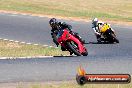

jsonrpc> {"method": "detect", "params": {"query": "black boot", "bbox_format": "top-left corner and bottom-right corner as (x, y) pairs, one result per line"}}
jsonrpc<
(70, 52), (73, 55)
(96, 34), (101, 43)
(61, 46), (66, 51)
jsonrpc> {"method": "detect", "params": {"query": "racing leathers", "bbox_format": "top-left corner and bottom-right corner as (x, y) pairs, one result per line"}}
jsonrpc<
(92, 21), (105, 42)
(51, 22), (84, 49)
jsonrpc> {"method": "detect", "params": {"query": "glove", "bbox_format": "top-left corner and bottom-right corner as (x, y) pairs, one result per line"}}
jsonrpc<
(68, 25), (72, 31)
(69, 31), (76, 35)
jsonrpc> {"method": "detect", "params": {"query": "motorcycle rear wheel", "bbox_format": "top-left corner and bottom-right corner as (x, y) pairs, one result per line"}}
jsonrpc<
(111, 33), (119, 43)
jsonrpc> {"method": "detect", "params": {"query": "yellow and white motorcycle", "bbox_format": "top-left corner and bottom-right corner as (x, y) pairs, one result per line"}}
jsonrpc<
(99, 23), (119, 43)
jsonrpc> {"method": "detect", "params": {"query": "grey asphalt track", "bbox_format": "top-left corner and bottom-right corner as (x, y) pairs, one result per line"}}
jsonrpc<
(0, 13), (132, 83)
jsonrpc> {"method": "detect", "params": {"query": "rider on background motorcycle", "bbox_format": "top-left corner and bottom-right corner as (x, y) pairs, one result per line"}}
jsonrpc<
(49, 18), (85, 50)
(92, 18), (115, 42)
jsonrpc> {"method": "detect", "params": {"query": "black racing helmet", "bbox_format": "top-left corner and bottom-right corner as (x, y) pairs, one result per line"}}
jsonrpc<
(49, 18), (58, 28)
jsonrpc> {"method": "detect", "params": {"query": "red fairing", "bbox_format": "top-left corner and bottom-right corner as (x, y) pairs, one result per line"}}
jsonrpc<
(58, 29), (69, 42)
(57, 29), (86, 54)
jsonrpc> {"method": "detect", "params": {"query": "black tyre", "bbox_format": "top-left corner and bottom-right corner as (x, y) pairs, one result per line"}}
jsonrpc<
(67, 42), (81, 56)
(82, 48), (88, 56)
(114, 38), (119, 43)
(111, 33), (119, 43)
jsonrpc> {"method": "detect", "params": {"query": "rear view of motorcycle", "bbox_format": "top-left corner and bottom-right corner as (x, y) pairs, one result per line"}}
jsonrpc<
(99, 23), (119, 43)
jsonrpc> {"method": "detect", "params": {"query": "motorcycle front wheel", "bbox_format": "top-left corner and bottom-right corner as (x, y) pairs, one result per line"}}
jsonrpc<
(82, 48), (88, 56)
(67, 41), (82, 56)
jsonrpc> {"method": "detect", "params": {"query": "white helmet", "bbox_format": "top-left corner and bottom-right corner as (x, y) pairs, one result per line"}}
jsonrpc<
(92, 18), (98, 26)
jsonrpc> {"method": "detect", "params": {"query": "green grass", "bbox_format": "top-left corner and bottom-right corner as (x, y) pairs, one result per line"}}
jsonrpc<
(0, 0), (132, 21)
(0, 40), (69, 57)
(16, 81), (132, 88)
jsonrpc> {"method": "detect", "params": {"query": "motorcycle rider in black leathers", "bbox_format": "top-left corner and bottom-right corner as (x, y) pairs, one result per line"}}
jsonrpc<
(49, 18), (85, 51)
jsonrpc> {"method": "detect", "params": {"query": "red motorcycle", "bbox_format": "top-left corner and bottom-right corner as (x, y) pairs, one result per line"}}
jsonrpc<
(56, 28), (88, 56)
